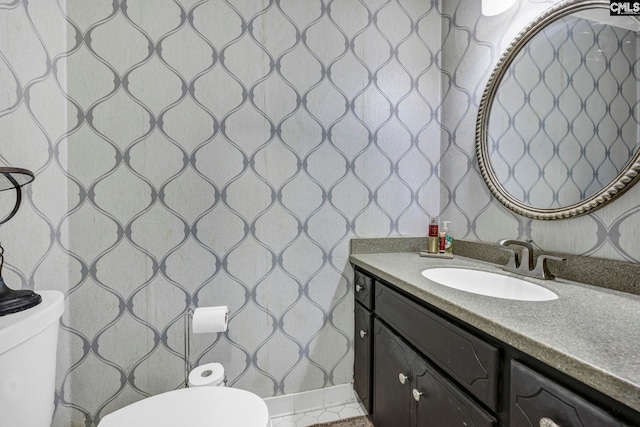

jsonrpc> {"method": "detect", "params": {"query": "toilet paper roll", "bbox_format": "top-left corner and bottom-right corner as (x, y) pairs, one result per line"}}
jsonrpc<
(188, 363), (225, 387)
(192, 306), (228, 334)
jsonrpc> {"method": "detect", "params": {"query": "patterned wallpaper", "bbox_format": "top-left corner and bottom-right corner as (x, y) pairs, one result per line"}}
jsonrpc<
(440, 0), (640, 263)
(2, 1), (640, 426)
(0, 0), (441, 426)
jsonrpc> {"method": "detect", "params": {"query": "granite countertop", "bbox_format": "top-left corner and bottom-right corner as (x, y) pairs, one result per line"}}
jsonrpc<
(349, 250), (640, 413)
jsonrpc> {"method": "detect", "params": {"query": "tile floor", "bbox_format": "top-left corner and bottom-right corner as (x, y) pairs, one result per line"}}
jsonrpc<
(271, 401), (368, 427)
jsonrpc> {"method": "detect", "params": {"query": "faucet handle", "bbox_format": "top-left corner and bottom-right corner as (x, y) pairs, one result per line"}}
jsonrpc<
(498, 247), (519, 269)
(532, 255), (566, 280)
(498, 239), (534, 270)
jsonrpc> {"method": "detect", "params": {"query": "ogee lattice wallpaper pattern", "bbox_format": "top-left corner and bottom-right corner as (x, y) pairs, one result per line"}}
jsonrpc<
(0, 0), (443, 425)
(4, 1), (640, 426)
(491, 15), (639, 208)
(440, 0), (640, 262)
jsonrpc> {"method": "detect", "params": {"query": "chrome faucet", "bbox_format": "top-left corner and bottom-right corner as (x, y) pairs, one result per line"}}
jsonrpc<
(498, 239), (534, 271)
(498, 239), (565, 280)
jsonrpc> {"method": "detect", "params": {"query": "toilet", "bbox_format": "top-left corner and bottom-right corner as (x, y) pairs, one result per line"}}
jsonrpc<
(100, 305), (271, 427)
(0, 290), (65, 427)
(99, 362), (271, 427)
(99, 386), (271, 427)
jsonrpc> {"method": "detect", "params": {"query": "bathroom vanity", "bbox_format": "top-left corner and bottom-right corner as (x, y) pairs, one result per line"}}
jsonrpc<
(350, 4), (640, 423)
(351, 1), (640, 424)
(350, 245), (640, 427)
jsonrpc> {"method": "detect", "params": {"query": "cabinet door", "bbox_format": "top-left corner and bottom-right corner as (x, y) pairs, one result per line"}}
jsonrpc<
(373, 319), (413, 427)
(373, 319), (496, 427)
(413, 362), (496, 427)
(354, 303), (373, 413)
(510, 361), (630, 427)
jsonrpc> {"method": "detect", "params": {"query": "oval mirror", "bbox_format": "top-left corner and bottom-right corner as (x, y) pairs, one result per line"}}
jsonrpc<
(477, 0), (640, 219)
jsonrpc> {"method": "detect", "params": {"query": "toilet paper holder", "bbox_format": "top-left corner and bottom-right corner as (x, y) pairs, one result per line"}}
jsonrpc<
(183, 307), (231, 387)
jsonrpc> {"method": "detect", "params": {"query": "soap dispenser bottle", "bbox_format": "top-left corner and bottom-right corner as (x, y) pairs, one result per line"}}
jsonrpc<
(440, 221), (453, 254)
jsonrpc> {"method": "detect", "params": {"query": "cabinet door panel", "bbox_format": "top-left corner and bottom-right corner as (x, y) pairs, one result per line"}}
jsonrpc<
(373, 319), (413, 427)
(373, 319), (496, 427)
(510, 361), (629, 427)
(414, 362), (496, 427)
(354, 303), (373, 413)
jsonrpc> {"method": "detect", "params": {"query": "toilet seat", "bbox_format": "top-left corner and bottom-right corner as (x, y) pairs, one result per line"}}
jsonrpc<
(99, 387), (271, 427)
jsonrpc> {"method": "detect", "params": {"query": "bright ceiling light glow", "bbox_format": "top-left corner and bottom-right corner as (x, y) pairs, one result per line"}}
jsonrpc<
(482, 0), (517, 16)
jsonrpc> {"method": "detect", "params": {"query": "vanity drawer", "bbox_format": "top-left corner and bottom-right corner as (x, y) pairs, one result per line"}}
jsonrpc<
(354, 303), (373, 413)
(354, 269), (374, 310)
(510, 361), (630, 427)
(376, 282), (500, 411)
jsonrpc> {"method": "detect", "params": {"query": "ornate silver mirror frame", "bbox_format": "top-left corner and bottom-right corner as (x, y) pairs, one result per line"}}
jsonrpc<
(476, 0), (640, 220)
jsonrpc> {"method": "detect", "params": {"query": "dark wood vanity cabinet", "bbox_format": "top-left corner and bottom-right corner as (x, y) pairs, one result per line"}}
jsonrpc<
(375, 280), (499, 411)
(354, 301), (373, 413)
(353, 266), (639, 427)
(354, 269), (374, 309)
(354, 270), (374, 413)
(372, 319), (413, 427)
(373, 318), (496, 427)
(510, 361), (630, 427)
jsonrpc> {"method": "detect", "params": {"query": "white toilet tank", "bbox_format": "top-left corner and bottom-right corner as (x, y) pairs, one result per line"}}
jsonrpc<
(0, 290), (65, 427)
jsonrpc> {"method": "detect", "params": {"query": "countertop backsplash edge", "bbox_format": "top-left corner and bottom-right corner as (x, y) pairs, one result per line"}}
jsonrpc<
(351, 237), (640, 296)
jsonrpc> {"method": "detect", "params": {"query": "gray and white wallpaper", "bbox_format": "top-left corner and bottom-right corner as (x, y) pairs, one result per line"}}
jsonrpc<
(440, 0), (640, 262)
(490, 14), (639, 208)
(1, 1), (639, 426)
(0, 0), (441, 426)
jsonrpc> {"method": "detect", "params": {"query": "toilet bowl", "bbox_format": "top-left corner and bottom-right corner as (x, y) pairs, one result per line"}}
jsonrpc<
(99, 386), (271, 427)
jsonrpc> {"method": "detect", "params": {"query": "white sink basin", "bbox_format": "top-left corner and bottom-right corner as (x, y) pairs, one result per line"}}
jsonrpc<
(421, 267), (558, 301)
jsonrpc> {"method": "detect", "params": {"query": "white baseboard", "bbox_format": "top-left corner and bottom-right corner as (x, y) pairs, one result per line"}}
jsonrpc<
(264, 383), (357, 418)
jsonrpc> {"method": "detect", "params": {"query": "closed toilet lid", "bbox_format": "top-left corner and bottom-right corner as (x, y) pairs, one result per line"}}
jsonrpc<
(99, 387), (270, 427)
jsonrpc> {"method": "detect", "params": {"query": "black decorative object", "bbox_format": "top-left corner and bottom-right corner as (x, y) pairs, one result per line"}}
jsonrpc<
(0, 167), (40, 316)
(0, 167), (34, 225)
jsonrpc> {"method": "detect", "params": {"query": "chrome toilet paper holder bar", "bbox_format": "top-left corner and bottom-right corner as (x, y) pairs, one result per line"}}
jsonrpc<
(184, 308), (193, 388)
(183, 308), (231, 387)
